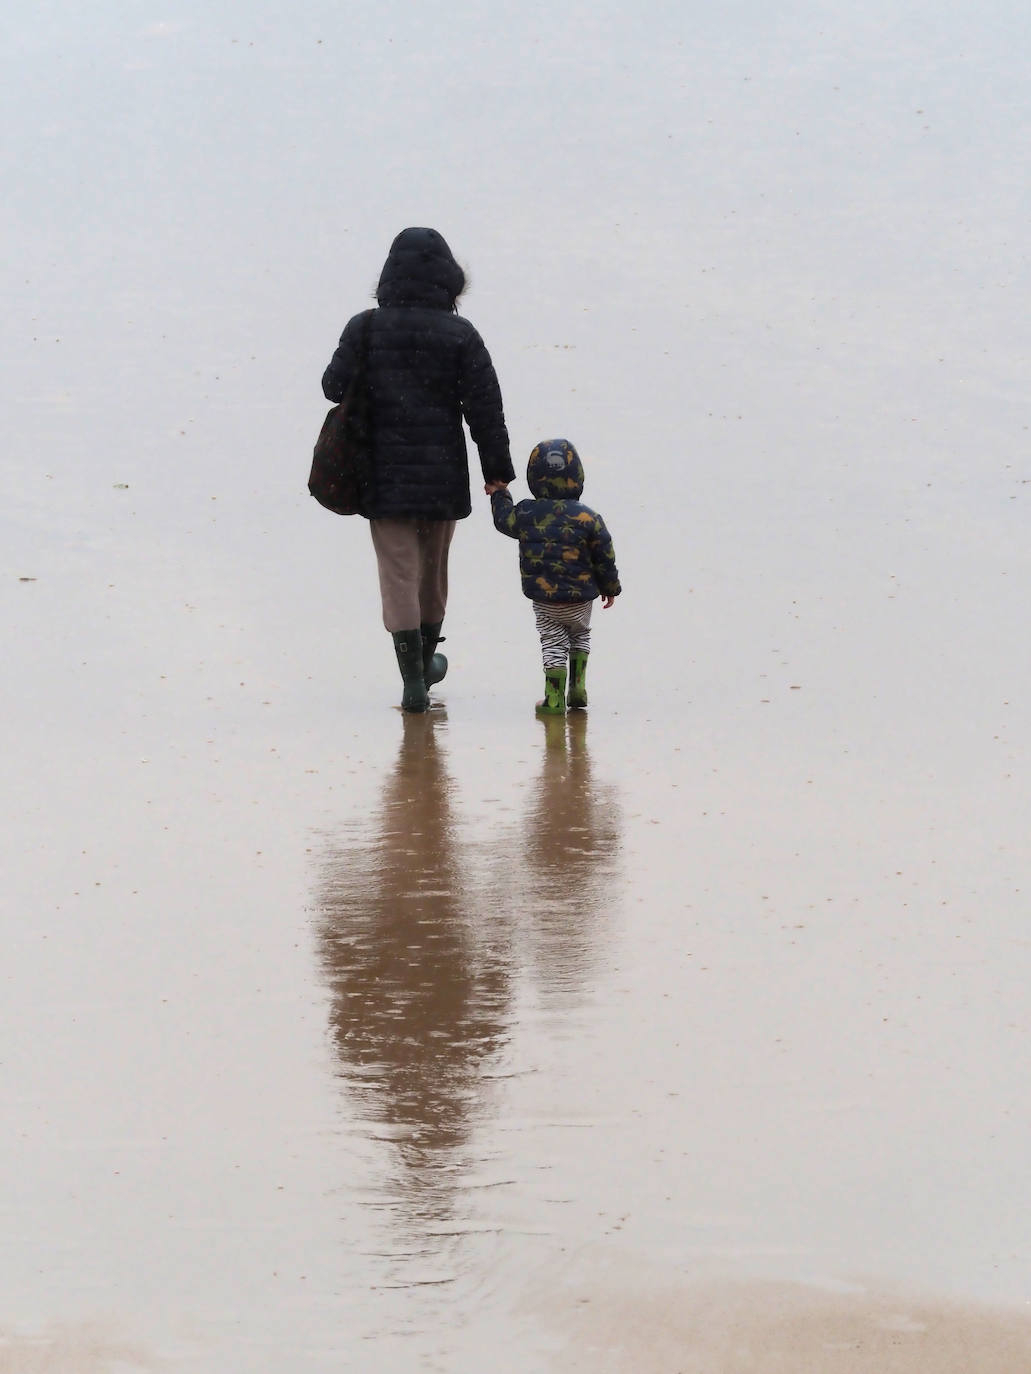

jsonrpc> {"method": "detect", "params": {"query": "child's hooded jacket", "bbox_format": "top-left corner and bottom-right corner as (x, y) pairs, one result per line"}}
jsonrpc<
(491, 439), (621, 604)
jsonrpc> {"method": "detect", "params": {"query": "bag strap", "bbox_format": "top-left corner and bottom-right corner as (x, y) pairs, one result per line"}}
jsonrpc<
(353, 310), (376, 510)
(355, 308), (373, 379)
(354, 309), (374, 436)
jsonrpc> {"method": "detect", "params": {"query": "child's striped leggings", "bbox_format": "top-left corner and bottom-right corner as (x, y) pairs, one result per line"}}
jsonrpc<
(532, 600), (593, 669)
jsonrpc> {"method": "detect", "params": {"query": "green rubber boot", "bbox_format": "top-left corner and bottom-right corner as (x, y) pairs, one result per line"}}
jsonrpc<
(391, 629), (428, 713)
(535, 666), (567, 715)
(567, 650), (589, 710)
(420, 620), (448, 689)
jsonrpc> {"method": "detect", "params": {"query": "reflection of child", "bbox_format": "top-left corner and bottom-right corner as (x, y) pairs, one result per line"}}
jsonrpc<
(490, 439), (621, 713)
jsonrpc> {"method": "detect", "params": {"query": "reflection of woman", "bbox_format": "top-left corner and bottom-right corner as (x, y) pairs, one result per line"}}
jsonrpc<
(314, 712), (510, 1224)
(521, 714), (622, 1007)
(322, 228), (514, 713)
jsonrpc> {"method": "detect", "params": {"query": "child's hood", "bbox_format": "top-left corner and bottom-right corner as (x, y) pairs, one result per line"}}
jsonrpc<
(526, 439), (585, 499)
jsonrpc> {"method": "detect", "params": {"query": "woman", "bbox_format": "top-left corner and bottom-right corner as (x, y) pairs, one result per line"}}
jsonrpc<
(322, 227), (514, 712)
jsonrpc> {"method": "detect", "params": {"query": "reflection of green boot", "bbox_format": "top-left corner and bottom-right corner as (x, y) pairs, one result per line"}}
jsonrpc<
(567, 650), (589, 709)
(391, 629), (428, 713)
(536, 666), (567, 715)
(420, 620), (448, 689)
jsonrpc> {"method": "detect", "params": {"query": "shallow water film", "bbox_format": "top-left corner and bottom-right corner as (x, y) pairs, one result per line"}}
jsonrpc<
(5, 0), (1031, 1368)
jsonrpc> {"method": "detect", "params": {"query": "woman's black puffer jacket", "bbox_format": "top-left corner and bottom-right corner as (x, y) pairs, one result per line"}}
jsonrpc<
(322, 228), (514, 520)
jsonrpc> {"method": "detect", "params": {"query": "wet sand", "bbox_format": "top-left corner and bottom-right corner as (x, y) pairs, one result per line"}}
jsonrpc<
(4, 590), (1030, 1370)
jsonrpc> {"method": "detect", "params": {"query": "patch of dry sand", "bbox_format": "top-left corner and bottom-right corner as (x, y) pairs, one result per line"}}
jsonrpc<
(0, 1321), (157, 1374)
(552, 1277), (1031, 1373)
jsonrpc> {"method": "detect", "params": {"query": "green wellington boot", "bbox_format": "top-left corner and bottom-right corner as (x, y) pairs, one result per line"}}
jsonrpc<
(391, 629), (429, 712)
(535, 666), (567, 715)
(420, 620), (448, 689)
(567, 650), (589, 709)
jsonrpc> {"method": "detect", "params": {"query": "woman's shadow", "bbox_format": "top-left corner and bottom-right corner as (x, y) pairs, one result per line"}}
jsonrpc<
(313, 710), (511, 1229)
(312, 708), (622, 1252)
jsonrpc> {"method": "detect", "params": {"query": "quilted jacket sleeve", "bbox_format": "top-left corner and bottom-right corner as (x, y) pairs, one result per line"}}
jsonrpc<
(459, 329), (514, 483)
(588, 513), (622, 598)
(490, 489), (520, 538)
(321, 313), (367, 402)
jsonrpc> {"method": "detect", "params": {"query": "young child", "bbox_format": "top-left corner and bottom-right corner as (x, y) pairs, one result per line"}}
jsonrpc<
(490, 438), (621, 713)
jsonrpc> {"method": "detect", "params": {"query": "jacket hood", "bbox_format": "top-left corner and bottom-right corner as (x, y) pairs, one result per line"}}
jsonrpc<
(526, 438), (585, 499)
(376, 227), (466, 309)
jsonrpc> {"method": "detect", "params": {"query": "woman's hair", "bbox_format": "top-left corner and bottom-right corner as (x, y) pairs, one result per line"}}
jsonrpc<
(452, 264), (470, 311)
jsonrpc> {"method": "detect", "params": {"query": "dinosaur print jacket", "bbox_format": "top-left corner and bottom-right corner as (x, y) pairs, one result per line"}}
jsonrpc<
(491, 439), (622, 604)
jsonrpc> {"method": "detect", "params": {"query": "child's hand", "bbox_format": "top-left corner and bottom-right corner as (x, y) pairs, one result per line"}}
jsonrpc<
(484, 480), (509, 495)
(602, 595), (615, 609)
